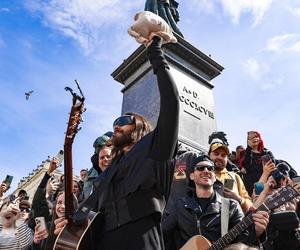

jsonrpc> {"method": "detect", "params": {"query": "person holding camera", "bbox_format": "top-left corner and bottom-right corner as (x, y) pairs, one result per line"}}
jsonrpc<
(242, 131), (275, 196)
(253, 174), (300, 250)
(32, 190), (78, 250)
(0, 183), (8, 208)
(29, 157), (61, 230)
(208, 140), (253, 213)
(0, 202), (33, 249)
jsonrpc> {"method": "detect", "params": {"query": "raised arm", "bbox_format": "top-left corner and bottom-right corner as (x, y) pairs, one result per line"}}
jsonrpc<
(147, 36), (179, 160)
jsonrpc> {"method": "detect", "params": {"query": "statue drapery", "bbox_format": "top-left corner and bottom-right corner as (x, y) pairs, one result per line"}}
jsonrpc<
(144, 0), (183, 37)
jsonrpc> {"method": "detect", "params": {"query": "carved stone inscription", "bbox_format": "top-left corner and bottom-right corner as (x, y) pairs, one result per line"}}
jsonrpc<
(179, 86), (214, 120)
(170, 66), (217, 150)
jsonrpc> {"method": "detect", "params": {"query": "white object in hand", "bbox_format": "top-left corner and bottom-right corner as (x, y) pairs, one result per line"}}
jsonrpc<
(128, 11), (177, 47)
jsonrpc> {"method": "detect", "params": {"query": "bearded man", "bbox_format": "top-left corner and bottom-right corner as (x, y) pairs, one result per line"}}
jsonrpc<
(54, 36), (179, 250)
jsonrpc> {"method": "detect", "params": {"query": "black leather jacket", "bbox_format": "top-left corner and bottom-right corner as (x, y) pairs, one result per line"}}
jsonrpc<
(162, 191), (260, 249)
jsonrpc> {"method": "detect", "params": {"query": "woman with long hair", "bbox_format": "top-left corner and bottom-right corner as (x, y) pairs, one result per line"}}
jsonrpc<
(242, 131), (275, 196)
(33, 190), (78, 249)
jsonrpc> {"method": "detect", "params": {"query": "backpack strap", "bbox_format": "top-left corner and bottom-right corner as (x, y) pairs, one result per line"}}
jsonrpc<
(221, 196), (230, 236)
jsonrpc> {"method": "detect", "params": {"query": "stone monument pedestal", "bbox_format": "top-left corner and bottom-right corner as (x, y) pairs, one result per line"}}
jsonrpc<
(111, 34), (224, 152)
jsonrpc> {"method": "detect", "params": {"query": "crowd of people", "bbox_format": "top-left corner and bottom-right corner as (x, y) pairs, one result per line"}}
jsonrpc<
(0, 37), (299, 250)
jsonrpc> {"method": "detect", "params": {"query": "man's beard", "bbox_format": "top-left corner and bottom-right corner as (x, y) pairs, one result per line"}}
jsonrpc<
(112, 131), (134, 149)
(198, 183), (212, 189)
(214, 160), (226, 171)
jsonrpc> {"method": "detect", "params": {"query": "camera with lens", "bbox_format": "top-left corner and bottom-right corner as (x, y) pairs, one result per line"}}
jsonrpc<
(271, 162), (291, 188)
(271, 170), (285, 188)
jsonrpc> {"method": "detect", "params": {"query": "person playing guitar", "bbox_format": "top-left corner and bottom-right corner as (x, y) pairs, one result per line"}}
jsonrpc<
(54, 34), (179, 250)
(162, 155), (269, 250)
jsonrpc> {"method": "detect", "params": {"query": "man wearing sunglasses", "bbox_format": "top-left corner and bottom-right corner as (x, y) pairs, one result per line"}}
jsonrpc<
(55, 36), (179, 250)
(95, 36), (179, 249)
(162, 155), (269, 249)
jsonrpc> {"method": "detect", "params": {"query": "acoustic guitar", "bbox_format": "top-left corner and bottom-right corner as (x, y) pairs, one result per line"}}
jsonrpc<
(180, 184), (300, 250)
(53, 80), (100, 250)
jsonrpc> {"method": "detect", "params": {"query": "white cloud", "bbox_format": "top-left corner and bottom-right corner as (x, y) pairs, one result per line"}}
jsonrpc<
(260, 76), (283, 90)
(189, 0), (218, 15)
(220, 0), (274, 26)
(242, 58), (269, 80)
(288, 7), (300, 17)
(189, 0), (274, 26)
(289, 41), (300, 52)
(242, 58), (284, 91)
(265, 33), (300, 53)
(24, 0), (142, 57)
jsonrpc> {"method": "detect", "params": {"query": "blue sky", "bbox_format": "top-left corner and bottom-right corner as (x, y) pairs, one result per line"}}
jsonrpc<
(1, 0), (300, 192)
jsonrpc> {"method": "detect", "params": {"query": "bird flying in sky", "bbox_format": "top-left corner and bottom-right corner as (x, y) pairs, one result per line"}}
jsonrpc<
(25, 90), (33, 100)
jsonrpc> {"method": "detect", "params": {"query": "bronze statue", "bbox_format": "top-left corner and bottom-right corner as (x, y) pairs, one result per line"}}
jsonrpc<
(145, 0), (183, 37)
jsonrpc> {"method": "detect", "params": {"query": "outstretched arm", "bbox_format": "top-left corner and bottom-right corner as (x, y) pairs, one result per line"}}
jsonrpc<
(147, 36), (179, 161)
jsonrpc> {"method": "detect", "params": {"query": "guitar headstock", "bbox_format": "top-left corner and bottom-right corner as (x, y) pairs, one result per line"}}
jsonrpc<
(64, 80), (86, 145)
(265, 184), (300, 210)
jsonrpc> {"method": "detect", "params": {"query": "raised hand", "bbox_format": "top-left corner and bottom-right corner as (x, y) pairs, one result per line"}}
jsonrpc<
(50, 179), (60, 192)
(7, 203), (20, 220)
(258, 160), (276, 183)
(262, 160), (276, 176)
(47, 157), (59, 175)
(0, 182), (7, 195)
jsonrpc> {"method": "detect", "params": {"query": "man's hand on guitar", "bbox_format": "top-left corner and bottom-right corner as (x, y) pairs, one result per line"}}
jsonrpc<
(252, 210), (269, 236)
(54, 217), (68, 235)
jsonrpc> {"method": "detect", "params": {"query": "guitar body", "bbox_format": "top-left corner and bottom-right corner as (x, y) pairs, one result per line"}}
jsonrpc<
(53, 211), (103, 250)
(180, 235), (211, 250)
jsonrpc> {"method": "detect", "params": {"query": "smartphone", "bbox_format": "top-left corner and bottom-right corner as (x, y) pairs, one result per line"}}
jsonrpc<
(35, 217), (47, 231)
(254, 182), (264, 195)
(3, 175), (14, 187)
(224, 179), (234, 190)
(292, 177), (300, 184)
(261, 155), (271, 165)
(56, 150), (64, 166)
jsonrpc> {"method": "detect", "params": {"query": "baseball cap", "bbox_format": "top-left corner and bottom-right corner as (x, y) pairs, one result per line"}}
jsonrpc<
(209, 138), (230, 155)
(93, 131), (113, 154)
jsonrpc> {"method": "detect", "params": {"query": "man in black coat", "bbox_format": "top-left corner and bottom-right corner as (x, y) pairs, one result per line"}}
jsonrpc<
(54, 36), (179, 250)
(162, 155), (269, 249)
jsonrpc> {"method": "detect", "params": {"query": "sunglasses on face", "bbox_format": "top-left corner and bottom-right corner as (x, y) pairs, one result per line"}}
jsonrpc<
(20, 208), (30, 213)
(194, 165), (215, 172)
(113, 115), (134, 127)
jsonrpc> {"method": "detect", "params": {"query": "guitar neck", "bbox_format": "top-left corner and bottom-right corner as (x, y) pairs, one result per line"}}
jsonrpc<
(64, 143), (74, 220)
(61, 81), (85, 224)
(208, 185), (299, 250)
(208, 212), (254, 250)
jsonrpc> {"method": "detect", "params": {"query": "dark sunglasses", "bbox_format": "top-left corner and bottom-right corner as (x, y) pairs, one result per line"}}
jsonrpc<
(113, 115), (134, 127)
(194, 165), (215, 172)
(20, 208), (30, 213)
